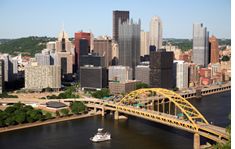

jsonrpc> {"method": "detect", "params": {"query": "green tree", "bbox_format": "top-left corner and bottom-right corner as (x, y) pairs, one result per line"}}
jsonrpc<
(14, 111), (26, 124)
(136, 82), (149, 89)
(44, 112), (52, 119)
(4, 116), (16, 126)
(70, 101), (86, 114)
(60, 108), (69, 116)
(221, 55), (230, 61)
(91, 88), (110, 99)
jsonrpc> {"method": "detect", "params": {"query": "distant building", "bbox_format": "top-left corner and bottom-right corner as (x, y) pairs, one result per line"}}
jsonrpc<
(140, 31), (150, 56)
(46, 41), (56, 50)
(0, 54), (18, 82)
(80, 66), (108, 90)
(118, 19), (141, 78)
(209, 35), (219, 64)
(35, 49), (52, 65)
(174, 60), (189, 89)
(109, 80), (140, 94)
(112, 10), (129, 42)
(199, 68), (212, 85)
(25, 62), (61, 91)
(135, 65), (150, 85)
(79, 54), (105, 67)
(74, 32), (91, 68)
(149, 16), (163, 50)
(93, 36), (112, 67)
(108, 66), (132, 82)
(54, 30), (75, 79)
(162, 44), (182, 60)
(0, 60), (4, 94)
(150, 49), (174, 89)
(188, 64), (200, 87)
(192, 23), (209, 67)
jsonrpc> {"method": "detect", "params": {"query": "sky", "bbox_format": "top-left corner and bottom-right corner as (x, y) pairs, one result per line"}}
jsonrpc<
(0, 0), (231, 39)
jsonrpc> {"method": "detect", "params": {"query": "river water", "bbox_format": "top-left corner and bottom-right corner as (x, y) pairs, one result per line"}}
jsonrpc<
(0, 91), (231, 149)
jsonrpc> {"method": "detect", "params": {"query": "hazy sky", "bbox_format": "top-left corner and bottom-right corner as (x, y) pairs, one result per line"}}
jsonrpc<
(0, 0), (231, 39)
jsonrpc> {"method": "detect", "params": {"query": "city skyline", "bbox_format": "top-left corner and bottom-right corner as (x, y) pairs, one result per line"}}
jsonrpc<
(0, 0), (231, 39)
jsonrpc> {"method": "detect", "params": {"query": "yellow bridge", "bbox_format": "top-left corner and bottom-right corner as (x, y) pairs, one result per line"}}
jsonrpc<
(84, 88), (229, 149)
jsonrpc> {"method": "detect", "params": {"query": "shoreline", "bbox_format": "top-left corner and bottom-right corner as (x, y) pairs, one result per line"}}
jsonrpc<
(0, 112), (100, 133)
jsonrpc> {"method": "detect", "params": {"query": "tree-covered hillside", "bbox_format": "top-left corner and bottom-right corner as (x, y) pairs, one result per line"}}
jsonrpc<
(0, 36), (56, 56)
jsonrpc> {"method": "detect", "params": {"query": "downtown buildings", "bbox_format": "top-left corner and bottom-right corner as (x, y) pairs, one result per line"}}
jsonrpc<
(149, 16), (163, 50)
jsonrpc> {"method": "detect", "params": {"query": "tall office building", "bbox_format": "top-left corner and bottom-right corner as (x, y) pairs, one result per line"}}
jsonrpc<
(80, 66), (108, 90)
(149, 16), (163, 50)
(80, 54), (105, 67)
(93, 36), (112, 67)
(150, 49), (173, 89)
(174, 60), (189, 89)
(209, 35), (219, 64)
(192, 23), (209, 67)
(118, 19), (141, 78)
(112, 10), (129, 42)
(140, 31), (150, 56)
(54, 30), (74, 78)
(74, 32), (91, 68)
(35, 49), (53, 65)
(25, 62), (61, 90)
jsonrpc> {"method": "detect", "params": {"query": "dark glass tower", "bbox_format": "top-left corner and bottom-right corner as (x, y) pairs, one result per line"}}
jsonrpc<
(112, 10), (129, 42)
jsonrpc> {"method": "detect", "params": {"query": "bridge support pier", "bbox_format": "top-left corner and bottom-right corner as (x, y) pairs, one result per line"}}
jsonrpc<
(193, 133), (200, 149)
(93, 107), (97, 113)
(101, 107), (105, 117)
(114, 110), (119, 120)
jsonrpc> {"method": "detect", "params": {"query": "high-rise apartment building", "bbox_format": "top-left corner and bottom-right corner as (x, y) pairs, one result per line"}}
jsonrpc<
(192, 23), (209, 67)
(209, 35), (219, 64)
(74, 32), (91, 68)
(150, 49), (173, 89)
(149, 16), (163, 50)
(118, 19), (141, 78)
(140, 31), (150, 56)
(93, 36), (112, 67)
(25, 62), (61, 90)
(112, 10), (129, 42)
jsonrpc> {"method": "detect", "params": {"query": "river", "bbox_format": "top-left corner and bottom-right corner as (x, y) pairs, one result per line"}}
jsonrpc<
(0, 91), (231, 149)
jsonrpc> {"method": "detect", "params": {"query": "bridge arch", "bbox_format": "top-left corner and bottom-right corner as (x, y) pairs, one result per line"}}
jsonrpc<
(118, 88), (209, 131)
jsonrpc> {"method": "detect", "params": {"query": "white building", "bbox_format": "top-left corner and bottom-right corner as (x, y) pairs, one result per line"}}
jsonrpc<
(108, 66), (133, 82)
(25, 62), (61, 90)
(140, 31), (150, 56)
(174, 60), (189, 89)
(149, 16), (163, 50)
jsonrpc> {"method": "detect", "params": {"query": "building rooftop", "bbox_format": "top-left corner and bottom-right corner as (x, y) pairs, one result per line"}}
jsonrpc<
(46, 101), (67, 109)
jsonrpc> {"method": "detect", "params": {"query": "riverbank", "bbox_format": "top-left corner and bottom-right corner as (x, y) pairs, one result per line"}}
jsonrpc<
(0, 111), (100, 133)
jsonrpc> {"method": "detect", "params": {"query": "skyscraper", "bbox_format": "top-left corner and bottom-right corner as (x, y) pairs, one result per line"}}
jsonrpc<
(93, 36), (112, 67)
(192, 23), (209, 67)
(149, 16), (163, 50)
(74, 32), (91, 68)
(54, 30), (74, 79)
(118, 19), (141, 78)
(150, 49), (174, 89)
(112, 10), (129, 42)
(209, 35), (219, 64)
(140, 31), (150, 56)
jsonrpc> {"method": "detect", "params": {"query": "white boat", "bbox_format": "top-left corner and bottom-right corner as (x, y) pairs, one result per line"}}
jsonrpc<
(90, 128), (111, 142)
